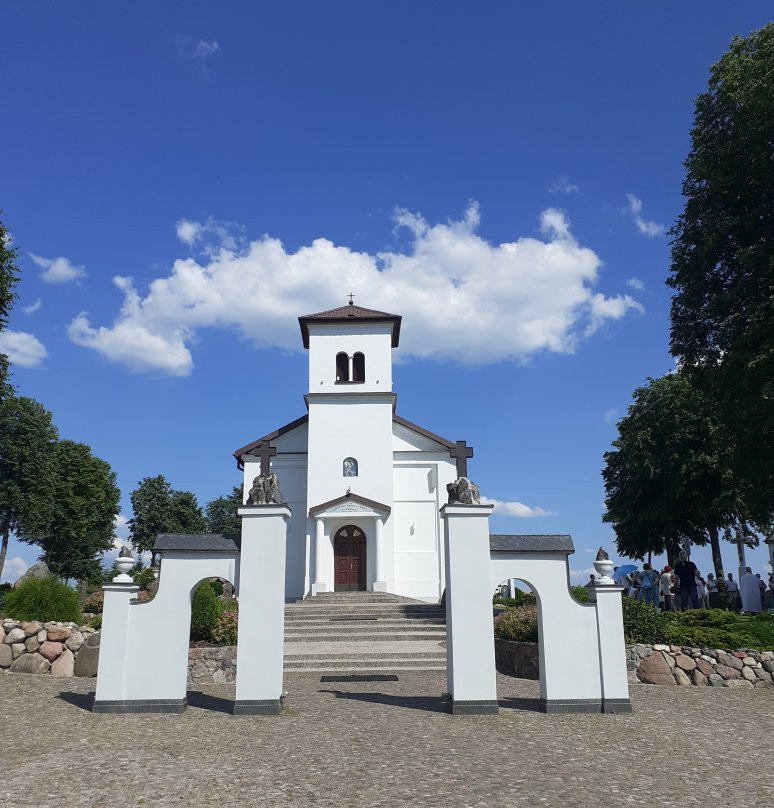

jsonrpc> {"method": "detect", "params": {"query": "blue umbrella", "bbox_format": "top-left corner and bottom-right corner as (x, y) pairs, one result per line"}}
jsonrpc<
(614, 564), (638, 583)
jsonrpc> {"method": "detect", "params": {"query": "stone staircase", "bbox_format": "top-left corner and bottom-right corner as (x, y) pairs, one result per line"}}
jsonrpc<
(283, 592), (447, 672)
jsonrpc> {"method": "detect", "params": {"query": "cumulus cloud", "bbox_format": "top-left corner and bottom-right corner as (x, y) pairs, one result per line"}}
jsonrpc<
(22, 298), (42, 315)
(604, 408), (619, 424)
(626, 194), (664, 237)
(175, 216), (244, 253)
(29, 253), (87, 283)
(67, 204), (643, 376)
(625, 277), (645, 292)
(569, 566), (595, 583)
(481, 496), (557, 518)
(0, 557), (29, 584)
(548, 176), (580, 195)
(0, 330), (48, 367)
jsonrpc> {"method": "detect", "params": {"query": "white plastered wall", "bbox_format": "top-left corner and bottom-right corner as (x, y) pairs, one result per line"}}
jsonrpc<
(490, 554), (602, 703)
(307, 323), (394, 392)
(95, 552), (238, 704)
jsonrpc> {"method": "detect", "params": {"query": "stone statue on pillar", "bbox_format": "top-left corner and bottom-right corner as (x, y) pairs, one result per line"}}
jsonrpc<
(247, 473), (284, 505)
(446, 477), (481, 505)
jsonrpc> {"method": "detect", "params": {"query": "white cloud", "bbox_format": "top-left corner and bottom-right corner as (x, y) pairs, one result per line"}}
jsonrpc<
(175, 35), (220, 77)
(481, 496), (557, 518)
(0, 330), (48, 367)
(604, 408), (619, 424)
(176, 219), (201, 246)
(175, 216), (244, 253)
(1, 557), (28, 584)
(102, 514), (151, 568)
(22, 298), (42, 314)
(625, 277), (645, 292)
(548, 176), (580, 195)
(67, 204), (643, 376)
(569, 566), (595, 583)
(29, 253), (87, 283)
(626, 194), (664, 237)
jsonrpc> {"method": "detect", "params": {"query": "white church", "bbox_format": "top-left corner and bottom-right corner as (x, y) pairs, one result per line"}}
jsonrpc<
(233, 301), (473, 602)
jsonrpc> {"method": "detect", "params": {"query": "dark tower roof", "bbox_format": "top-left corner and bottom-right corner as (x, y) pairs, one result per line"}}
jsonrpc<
(298, 302), (401, 348)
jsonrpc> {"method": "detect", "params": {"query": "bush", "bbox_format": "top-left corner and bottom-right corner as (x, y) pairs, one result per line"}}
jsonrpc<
(494, 605), (538, 642)
(493, 590), (536, 608)
(190, 582), (224, 641)
(88, 614), (102, 630)
(621, 596), (667, 644)
(0, 582), (12, 615)
(663, 609), (774, 651)
(133, 567), (156, 591)
(82, 589), (104, 614)
(212, 610), (238, 645)
(3, 576), (81, 623)
(571, 585), (589, 603)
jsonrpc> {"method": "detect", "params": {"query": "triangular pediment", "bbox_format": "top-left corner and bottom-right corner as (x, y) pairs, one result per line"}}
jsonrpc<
(309, 492), (391, 518)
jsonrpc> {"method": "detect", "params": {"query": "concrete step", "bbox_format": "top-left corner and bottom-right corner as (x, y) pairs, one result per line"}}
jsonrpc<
(284, 659), (446, 670)
(285, 609), (445, 620)
(285, 663), (447, 672)
(286, 634), (446, 644)
(299, 592), (430, 604)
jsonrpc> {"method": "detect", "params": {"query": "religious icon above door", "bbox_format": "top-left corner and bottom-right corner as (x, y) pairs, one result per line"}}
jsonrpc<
(343, 457), (358, 477)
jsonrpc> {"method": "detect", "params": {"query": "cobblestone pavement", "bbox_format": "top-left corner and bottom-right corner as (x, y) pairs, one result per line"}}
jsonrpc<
(1, 671), (772, 808)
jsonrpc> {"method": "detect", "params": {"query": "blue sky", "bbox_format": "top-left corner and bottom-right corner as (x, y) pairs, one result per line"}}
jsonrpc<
(2, 3), (771, 583)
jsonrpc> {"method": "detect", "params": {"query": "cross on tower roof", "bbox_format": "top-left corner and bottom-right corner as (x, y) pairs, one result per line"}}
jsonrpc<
(449, 440), (473, 478)
(347, 291), (356, 305)
(256, 440), (277, 475)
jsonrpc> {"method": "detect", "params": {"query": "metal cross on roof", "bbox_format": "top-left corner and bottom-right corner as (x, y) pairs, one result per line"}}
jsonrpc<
(347, 291), (356, 305)
(449, 440), (473, 478)
(256, 440), (277, 475)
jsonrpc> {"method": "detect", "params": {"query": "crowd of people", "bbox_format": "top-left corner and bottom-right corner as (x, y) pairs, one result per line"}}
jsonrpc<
(586, 551), (774, 613)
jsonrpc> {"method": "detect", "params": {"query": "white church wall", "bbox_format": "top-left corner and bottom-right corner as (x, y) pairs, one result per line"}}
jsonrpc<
(307, 323), (393, 393)
(272, 456), (308, 600)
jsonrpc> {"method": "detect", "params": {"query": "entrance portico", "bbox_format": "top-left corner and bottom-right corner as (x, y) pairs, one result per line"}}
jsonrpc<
(309, 492), (390, 595)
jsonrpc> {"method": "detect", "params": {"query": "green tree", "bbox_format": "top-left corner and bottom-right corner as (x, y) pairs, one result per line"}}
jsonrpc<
(602, 374), (747, 578)
(20, 440), (121, 584)
(0, 395), (58, 580)
(0, 216), (21, 393)
(128, 475), (205, 555)
(205, 486), (242, 533)
(667, 24), (774, 527)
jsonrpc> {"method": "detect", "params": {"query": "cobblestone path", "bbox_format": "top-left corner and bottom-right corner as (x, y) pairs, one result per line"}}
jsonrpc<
(1, 671), (771, 807)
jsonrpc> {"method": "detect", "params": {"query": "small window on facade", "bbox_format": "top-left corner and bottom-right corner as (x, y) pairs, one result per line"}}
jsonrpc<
(336, 352), (349, 382)
(343, 457), (358, 477)
(352, 352), (365, 382)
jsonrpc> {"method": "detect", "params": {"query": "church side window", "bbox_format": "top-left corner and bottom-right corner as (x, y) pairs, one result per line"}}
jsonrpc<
(352, 352), (365, 382)
(336, 352), (349, 382)
(343, 457), (358, 477)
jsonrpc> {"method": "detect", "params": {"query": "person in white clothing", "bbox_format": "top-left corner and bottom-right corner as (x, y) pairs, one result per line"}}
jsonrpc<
(725, 573), (740, 611)
(740, 567), (762, 614)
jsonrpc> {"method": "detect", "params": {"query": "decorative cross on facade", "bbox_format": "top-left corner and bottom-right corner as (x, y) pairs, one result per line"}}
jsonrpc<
(449, 440), (473, 478)
(256, 440), (277, 475)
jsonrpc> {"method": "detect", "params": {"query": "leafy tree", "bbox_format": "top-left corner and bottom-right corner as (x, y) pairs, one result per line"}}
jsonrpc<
(128, 475), (205, 555)
(19, 440), (121, 584)
(0, 395), (58, 580)
(0, 216), (21, 393)
(602, 374), (747, 578)
(205, 486), (243, 533)
(667, 24), (774, 527)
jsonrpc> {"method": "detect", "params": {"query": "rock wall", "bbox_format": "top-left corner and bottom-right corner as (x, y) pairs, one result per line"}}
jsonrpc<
(1, 619), (100, 677)
(187, 646), (237, 685)
(496, 638), (774, 688)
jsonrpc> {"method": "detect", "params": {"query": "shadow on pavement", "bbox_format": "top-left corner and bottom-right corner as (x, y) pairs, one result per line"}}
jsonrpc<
(57, 691), (95, 711)
(497, 696), (542, 713)
(319, 689), (448, 714)
(186, 690), (234, 714)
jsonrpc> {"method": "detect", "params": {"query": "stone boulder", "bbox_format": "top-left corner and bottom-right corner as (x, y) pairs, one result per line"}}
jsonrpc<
(0, 643), (11, 668)
(65, 631), (84, 652)
(10, 652), (50, 674)
(741, 666), (757, 682)
(20, 621), (42, 637)
(0, 625), (5, 643)
(638, 652), (676, 685)
(24, 637), (40, 653)
(715, 664), (741, 680)
(717, 653), (743, 671)
(38, 641), (64, 662)
(11, 643), (26, 659)
(674, 654), (696, 671)
(724, 679), (752, 688)
(673, 668), (692, 686)
(50, 648), (74, 677)
(691, 670), (708, 686)
(14, 561), (50, 586)
(4, 627), (26, 645)
(73, 635), (100, 677)
(695, 658), (715, 677)
(46, 626), (72, 642)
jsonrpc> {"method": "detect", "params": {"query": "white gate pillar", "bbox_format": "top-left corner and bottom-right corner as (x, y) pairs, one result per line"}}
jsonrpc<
(234, 504), (291, 715)
(441, 502), (498, 715)
(594, 584), (631, 713)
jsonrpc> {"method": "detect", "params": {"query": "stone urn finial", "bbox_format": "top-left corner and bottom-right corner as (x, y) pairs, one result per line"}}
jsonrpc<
(593, 547), (615, 585)
(113, 547), (135, 583)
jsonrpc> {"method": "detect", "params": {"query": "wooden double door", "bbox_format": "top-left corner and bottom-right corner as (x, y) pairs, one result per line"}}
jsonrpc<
(333, 525), (366, 592)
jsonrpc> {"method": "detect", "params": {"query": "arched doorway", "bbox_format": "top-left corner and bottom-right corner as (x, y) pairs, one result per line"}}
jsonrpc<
(333, 525), (366, 591)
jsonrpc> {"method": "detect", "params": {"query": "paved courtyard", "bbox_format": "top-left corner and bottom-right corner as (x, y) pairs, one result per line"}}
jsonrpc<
(1, 671), (772, 807)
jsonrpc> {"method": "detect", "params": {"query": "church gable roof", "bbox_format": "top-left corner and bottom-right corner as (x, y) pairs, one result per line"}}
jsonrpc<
(392, 414), (457, 451)
(309, 491), (391, 517)
(299, 302), (401, 348)
(233, 414), (309, 466)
